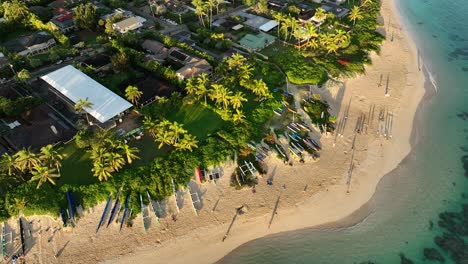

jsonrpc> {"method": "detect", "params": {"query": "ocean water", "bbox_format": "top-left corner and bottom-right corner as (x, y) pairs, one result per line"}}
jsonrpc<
(218, 0), (468, 263)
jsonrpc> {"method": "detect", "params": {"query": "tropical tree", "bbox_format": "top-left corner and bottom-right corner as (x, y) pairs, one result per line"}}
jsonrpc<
(16, 69), (30, 83)
(92, 161), (113, 181)
(272, 12), (285, 37)
(361, 0), (373, 7)
(207, 0), (216, 28)
(75, 98), (93, 125)
(143, 116), (158, 138)
(118, 143), (140, 164)
(227, 53), (247, 70)
(74, 2), (97, 30)
(168, 122), (187, 144)
(104, 152), (125, 172)
(174, 134), (199, 151)
(185, 77), (198, 96)
(232, 109), (245, 123)
(348, 6), (363, 26)
(192, 0), (207, 27)
(196, 73), (209, 104)
(39, 144), (64, 176)
(2, 0), (29, 22)
(314, 8), (327, 23)
(13, 148), (39, 173)
(125, 85), (143, 105)
(249, 79), (270, 97)
(155, 129), (174, 149)
(0, 153), (18, 177)
(304, 22), (318, 47)
(210, 84), (232, 109)
(229, 92), (247, 109)
(30, 165), (60, 189)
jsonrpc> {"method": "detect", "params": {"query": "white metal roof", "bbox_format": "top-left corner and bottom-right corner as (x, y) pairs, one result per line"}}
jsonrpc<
(41, 65), (132, 123)
(259, 20), (278, 32)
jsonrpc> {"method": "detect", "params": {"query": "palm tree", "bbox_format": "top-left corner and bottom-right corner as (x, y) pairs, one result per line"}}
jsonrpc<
(192, 0), (207, 27)
(207, 0), (216, 29)
(118, 143), (140, 164)
(0, 153), (18, 177)
(232, 109), (245, 123)
(155, 129), (174, 149)
(229, 92), (247, 109)
(92, 161), (113, 181)
(227, 53), (247, 70)
(104, 152), (125, 172)
(250, 79), (269, 97)
(30, 165), (60, 188)
(125, 85), (143, 105)
(174, 134), (199, 151)
(280, 16), (291, 41)
(272, 12), (285, 37)
(14, 148), (40, 173)
(75, 97), (93, 125)
(314, 8), (327, 23)
(185, 77), (198, 96)
(169, 122), (187, 144)
(143, 116), (158, 138)
(304, 22), (318, 47)
(238, 64), (254, 84)
(39, 144), (64, 176)
(196, 73), (209, 105)
(349, 6), (363, 26)
(361, 0), (373, 7)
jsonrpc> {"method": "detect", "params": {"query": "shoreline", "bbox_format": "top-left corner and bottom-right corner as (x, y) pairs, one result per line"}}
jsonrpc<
(15, 0), (427, 263)
(100, 0), (427, 263)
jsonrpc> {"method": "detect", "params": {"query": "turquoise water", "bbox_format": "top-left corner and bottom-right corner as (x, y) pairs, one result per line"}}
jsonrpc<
(218, 0), (468, 263)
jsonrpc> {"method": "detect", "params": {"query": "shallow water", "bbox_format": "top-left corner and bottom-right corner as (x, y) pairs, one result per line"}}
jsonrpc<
(218, 0), (468, 263)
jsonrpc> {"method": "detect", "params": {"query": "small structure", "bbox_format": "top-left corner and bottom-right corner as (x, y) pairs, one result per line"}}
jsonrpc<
(267, 0), (287, 10)
(259, 20), (278, 33)
(0, 52), (8, 68)
(5, 32), (56, 56)
(40, 65), (133, 126)
(168, 48), (212, 80)
(82, 54), (111, 72)
(142, 39), (168, 61)
(112, 16), (146, 34)
(51, 8), (76, 32)
(238, 32), (276, 51)
(321, 3), (349, 19)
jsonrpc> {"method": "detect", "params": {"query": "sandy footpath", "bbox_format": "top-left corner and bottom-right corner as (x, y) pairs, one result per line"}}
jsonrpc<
(13, 0), (426, 263)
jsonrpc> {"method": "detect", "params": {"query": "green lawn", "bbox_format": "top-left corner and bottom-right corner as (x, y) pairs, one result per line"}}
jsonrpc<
(261, 42), (328, 85)
(166, 102), (226, 141)
(57, 142), (96, 186)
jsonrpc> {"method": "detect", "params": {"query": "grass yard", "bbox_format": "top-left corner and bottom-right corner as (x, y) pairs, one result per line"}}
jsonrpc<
(166, 102), (226, 141)
(261, 42), (328, 85)
(57, 142), (96, 186)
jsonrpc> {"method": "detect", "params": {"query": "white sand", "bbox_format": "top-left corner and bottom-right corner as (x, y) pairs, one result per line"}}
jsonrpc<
(17, 0), (426, 263)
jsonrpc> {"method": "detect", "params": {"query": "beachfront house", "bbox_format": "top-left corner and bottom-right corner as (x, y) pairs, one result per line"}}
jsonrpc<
(112, 16), (146, 34)
(40, 65), (133, 128)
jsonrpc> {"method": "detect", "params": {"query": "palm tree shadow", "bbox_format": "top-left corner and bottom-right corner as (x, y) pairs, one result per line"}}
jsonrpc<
(55, 240), (70, 258)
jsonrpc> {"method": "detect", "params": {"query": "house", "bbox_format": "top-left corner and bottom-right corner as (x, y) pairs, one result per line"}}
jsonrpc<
(51, 8), (76, 33)
(299, 9), (316, 23)
(168, 48), (212, 80)
(234, 12), (277, 32)
(325, 0), (346, 5)
(40, 65), (133, 127)
(141, 40), (168, 61)
(112, 16), (146, 34)
(5, 32), (56, 56)
(101, 8), (133, 21)
(267, 0), (287, 10)
(321, 3), (349, 19)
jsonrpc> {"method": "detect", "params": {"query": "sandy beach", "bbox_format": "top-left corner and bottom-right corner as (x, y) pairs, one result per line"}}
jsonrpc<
(10, 0), (426, 263)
